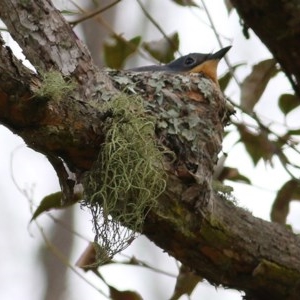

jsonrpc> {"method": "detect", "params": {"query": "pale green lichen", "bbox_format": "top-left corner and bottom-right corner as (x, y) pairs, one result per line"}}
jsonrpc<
(212, 180), (234, 195)
(82, 94), (166, 264)
(35, 70), (76, 101)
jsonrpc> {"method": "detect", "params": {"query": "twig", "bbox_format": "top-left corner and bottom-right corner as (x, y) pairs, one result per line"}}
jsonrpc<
(70, 0), (121, 27)
(136, 0), (182, 56)
(199, 0), (300, 170)
(116, 254), (177, 278)
(36, 220), (110, 299)
(9, 146), (109, 297)
(69, 0), (153, 62)
(46, 213), (91, 242)
(200, 0), (240, 86)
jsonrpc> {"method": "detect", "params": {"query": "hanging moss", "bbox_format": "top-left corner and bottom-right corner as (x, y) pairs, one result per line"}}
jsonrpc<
(82, 94), (166, 265)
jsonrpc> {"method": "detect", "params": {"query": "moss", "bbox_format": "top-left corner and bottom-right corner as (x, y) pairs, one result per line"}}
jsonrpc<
(82, 94), (166, 264)
(253, 259), (300, 284)
(35, 70), (76, 101)
(201, 221), (228, 246)
(212, 180), (234, 195)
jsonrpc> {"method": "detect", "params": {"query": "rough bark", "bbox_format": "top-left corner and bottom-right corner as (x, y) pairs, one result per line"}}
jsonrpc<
(1, 1), (300, 300)
(230, 0), (300, 97)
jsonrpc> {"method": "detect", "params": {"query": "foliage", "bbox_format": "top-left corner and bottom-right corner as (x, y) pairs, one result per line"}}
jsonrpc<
(143, 32), (179, 63)
(240, 59), (278, 112)
(104, 35), (141, 69)
(30, 191), (79, 222)
(278, 93), (299, 115)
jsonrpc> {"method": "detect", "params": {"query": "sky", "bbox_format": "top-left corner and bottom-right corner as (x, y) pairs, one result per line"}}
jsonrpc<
(0, 1), (299, 300)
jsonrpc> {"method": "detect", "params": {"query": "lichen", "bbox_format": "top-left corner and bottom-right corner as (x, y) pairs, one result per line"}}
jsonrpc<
(82, 94), (166, 264)
(212, 180), (234, 195)
(34, 70), (76, 101)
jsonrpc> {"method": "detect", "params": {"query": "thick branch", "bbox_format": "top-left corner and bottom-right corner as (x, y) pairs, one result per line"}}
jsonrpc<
(145, 176), (300, 300)
(0, 36), (108, 170)
(1, 1), (300, 299)
(231, 0), (300, 96)
(0, 0), (116, 170)
(0, 0), (106, 99)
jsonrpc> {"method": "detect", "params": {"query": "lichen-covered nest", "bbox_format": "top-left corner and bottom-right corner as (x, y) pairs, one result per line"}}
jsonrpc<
(82, 69), (233, 265)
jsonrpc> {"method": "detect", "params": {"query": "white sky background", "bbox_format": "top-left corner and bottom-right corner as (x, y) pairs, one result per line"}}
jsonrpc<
(1, 0), (300, 299)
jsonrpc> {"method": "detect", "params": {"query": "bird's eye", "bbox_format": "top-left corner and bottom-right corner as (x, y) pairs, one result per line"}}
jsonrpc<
(184, 57), (195, 66)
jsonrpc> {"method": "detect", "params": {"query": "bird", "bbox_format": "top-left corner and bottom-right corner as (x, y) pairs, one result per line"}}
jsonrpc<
(129, 46), (231, 85)
(108, 46), (233, 184)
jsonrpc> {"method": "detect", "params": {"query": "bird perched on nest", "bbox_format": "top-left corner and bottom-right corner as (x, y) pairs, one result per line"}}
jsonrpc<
(108, 46), (233, 188)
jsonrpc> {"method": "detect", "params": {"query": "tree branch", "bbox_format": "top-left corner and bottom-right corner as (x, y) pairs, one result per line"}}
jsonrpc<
(0, 37), (108, 171)
(1, 1), (300, 299)
(230, 0), (300, 97)
(145, 175), (300, 300)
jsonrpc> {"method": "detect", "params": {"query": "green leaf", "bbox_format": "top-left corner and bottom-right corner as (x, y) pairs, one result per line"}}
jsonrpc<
(110, 286), (142, 300)
(240, 59), (278, 113)
(143, 32), (179, 63)
(219, 63), (244, 91)
(219, 71), (232, 92)
(30, 191), (78, 222)
(217, 167), (251, 184)
(237, 124), (276, 165)
(61, 10), (78, 16)
(271, 180), (300, 224)
(171, 0), (198, 7)
(170, 265), (202, 300)
(224, 0), (234, 14)
(288, 128), (300, 135)
(278, 93), (300, 115)
(104, 35), (141, 69)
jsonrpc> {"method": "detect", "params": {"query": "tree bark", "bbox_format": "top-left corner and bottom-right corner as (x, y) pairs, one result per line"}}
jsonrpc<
(1, 1), (300, 299)
(230, 0), (300, 97)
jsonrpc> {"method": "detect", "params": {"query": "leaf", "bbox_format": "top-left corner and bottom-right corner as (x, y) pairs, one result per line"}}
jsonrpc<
(104, 35), (141, 69)
(61, 10), (78, 16)
(224, 0), (234, 14)
(217, 167), (251, 184)
(219, 71), (232, 92)
(76, 242), (98, 271)
(270, 180), (300, 224)
(237, 124), (277, 165)
(143, 32), (179, 63)
(110, 286), (143, 300)
(170, 265), (202, 300)
(76, 242), (112, 270)
(171, 0), (199, 7)
(30, 191), (78, 222)
(219, 63), (244, 91)
(288, 128), (300, 136)
(278, 93), (300, 115)
(240, 59), (278, 113)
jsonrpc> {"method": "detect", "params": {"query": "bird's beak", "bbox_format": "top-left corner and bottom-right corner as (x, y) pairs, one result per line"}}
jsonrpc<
(190, 46), (231, 84)
(209, 46), (231, 60)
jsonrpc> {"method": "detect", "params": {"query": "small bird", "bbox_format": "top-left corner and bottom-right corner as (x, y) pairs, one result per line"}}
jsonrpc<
(129, 46), (231, 84)
(116, 46), (233, 184)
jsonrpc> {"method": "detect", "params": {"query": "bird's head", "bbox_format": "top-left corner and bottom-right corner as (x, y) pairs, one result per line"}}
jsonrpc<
(167, 46), (231, 83)
(129, 46), (231, 84)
